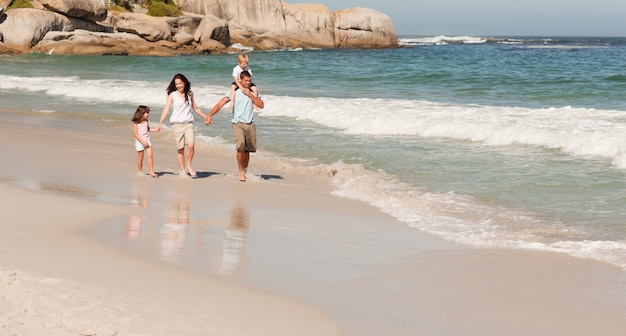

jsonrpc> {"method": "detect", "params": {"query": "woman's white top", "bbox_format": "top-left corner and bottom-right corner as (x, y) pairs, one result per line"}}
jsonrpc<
(169, 92), (194, 124)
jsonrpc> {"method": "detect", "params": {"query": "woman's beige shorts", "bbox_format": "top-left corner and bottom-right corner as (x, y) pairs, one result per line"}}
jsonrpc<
(171, 122), (195, 149)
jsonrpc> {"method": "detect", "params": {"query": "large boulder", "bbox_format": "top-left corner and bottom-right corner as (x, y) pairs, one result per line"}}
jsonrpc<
(180, 0), (285, 34)
(0, 0), (11, 13)
(166, 14), (203, 36)
(178, 0), (397, 49)
(40, 41), (130, 55)
(36, 31), (130, 55)
(178, 0), (223, 18)
(196, 38), (225, 53)
(334, 7), (398, 48)
(34, 30), (183, 56)
(0, 41), (19, 54)
(0, 8), (73, 50)
(108, 12), (171, 42)
(67, 16), (112, 33)
(193, 14), (229, 46)
(165, 13), (229, 47)
(172, 31), (194, 45)
(282, 3), (334, 49)
(220, 0), (285, 34)
(39, 0), (107, 23)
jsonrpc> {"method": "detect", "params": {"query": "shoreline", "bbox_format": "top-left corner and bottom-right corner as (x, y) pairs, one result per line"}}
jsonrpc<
(0, 109), (343, 335)
(2, 108), (626, 335)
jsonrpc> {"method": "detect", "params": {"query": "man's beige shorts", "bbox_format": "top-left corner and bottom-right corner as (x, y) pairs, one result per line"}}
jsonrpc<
(171, 122), (195, 150)
(232, 122), (256, 152)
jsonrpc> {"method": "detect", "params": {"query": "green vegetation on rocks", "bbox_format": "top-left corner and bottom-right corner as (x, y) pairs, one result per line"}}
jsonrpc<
(147, 0), (181, 17)
(7, 0), (34, 10)
(106, 0), (182, 16)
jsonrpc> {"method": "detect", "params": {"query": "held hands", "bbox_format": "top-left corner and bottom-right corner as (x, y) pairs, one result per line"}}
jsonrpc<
(204, 115), (212, 126)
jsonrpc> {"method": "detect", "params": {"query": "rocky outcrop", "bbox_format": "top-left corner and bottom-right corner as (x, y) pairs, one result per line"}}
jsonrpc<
(193, 15), (230, 50)
(0, 0), (398, 55)
(179, 0), (286, 34)
(34, 30), (196, 56)
(107, 12), (172, 42)
(39, 0), (106, 22)
(178, 0), (397, 50)
(0, 0), (12, 13)
(334, 8), (397, 48)
(282, 3), (335, 49)
(0, 8), (72, 50)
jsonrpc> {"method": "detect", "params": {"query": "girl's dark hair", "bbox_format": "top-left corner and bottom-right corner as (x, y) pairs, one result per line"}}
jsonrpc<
(166, 73), (191, 103)
(132, 105), (150, 123)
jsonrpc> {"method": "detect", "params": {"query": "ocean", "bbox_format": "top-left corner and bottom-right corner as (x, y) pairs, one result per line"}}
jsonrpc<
(2, 35), (626, 269)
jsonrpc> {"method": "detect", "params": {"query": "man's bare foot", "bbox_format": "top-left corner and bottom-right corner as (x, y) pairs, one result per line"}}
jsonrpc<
(187, 168), (197, 178)
(239, 172), (246, 182)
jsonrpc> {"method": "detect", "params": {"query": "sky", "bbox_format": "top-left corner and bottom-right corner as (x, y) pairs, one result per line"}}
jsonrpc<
(306, 1), (626, 37)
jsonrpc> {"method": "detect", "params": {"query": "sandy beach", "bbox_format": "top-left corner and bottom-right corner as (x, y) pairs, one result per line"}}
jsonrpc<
(2, 108), (626, 336)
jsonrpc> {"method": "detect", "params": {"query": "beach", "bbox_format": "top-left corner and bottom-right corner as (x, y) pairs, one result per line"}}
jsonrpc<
(2, 108), (626, 335)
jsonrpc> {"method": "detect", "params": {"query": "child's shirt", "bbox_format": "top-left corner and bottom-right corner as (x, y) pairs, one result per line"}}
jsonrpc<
(136, 120), (150, 141)
(232, 65), (252, 83)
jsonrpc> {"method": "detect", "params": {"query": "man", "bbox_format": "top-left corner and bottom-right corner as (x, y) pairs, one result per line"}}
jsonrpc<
(206, 71), (264, 182)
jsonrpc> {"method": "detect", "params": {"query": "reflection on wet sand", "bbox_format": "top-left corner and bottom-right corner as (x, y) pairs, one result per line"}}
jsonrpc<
(123, 180), (251, 275)
(160, 198), (190, 262)
(126, 215), (145, 240)
(217, 207), (250, 275)
(131, 175), (152, 208)
(126, 176), (154, 240)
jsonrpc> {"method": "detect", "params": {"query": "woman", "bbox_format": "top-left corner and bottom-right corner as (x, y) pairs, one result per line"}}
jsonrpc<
(156, 74), (207, 178)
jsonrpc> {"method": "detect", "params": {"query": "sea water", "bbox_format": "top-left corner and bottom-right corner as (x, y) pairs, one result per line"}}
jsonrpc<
(2, 35), (626, 268)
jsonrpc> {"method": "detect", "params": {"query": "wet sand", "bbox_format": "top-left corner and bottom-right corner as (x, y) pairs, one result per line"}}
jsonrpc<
(1, 109), (626, 335)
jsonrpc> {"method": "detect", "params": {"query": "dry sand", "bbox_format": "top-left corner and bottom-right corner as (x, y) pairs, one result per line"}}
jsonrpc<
(2, 109), (626, 336)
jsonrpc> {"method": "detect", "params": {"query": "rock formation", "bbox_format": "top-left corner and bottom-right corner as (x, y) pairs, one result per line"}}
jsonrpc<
(39, 0), (107, 22)
(334, 7), (398, 48)
(0, 0), (11, 11)
(0, 0), (398, 55)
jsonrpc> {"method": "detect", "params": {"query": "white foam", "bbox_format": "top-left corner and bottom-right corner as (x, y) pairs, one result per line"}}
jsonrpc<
(321, 159), (626, 270)
(0, 74), (229, 113)
(5, 74), (626, 168)
(260, 96), (626, 168)
(399, 35), (486, 46)
(229, 43), (255, 52)
(522, 44), (610, 49)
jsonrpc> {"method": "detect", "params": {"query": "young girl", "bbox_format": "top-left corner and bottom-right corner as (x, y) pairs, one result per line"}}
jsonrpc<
(132, 105), (158, 178)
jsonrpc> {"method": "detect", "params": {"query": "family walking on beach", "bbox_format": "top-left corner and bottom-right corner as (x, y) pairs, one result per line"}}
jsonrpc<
(132, 53), (264, 182)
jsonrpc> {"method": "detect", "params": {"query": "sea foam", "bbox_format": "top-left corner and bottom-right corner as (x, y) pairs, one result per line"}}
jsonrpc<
(260, 95), (626, 168)
(321, 157), (626, 270)
(4, 73), (626, 168)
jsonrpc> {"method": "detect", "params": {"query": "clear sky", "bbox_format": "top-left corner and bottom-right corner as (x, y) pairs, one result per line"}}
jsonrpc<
(306, 1), (626, 37)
